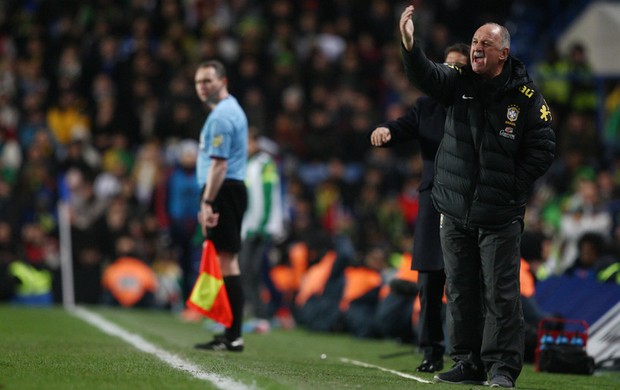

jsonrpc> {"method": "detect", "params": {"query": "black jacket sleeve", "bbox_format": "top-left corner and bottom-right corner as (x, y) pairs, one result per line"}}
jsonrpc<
(367, 103), (421, 147)
(401, 41), (459, 106)
(515, 94), (556, 193)
(385, 105), (421, 145)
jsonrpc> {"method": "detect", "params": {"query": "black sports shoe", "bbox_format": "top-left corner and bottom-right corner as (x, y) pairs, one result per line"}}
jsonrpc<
(490, 375), (515, 388)
(194, 337), (244, 352)
(416, 357), (444, 373)
(433, 361), (487, 385)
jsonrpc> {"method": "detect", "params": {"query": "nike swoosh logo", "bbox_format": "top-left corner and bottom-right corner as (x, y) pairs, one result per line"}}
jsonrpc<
(462, 94), (474, 99)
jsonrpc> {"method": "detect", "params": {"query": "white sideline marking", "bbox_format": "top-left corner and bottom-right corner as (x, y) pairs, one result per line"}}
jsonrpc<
(70, 307), (253, 390)
(340, 357), (433, 384)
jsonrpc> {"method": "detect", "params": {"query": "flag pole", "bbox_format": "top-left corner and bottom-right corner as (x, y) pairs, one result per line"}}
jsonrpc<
(58, 201), (75, 309)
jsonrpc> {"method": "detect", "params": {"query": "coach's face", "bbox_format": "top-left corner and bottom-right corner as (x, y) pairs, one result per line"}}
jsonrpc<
(195, 66), (226, 104)
(470, 24), (508, 79)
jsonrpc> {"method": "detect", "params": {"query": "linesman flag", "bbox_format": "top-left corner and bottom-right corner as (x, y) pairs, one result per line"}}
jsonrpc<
(186, 240), (232, 327)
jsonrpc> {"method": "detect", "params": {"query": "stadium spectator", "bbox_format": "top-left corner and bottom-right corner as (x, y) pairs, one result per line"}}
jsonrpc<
(339, 245), (385, 339)
(0, 220), (19, 301)
(89, 80), (120, 151)
(563, 232), (618, 281)
(151, 245), (183, 311)
(532, 43), (570, 127)
(67, 170), (107, 233)
(555, 176), (612, 273)
(153, 139), (202, 299)
(93, 195), (130, 261)
(566, 43), (597, 115)
(131, 139), (164, 209)
(102, 234), (158, 308)
(94, 134), (132, 201)
(46, 88), (91, 149)
(56, 132), (100, 180)
(372, 251), (419, 344)
(556, 112), (603, 170)
(73, 240), (104, 305)
(0, 125), (22, 183)
(603, 82), (620, 155)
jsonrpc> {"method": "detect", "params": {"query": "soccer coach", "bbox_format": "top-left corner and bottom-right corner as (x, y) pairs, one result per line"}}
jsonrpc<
(399, 5), (555, 388)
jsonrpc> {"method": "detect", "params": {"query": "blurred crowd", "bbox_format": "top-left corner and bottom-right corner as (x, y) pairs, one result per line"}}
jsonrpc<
(0, 0), (619, 337)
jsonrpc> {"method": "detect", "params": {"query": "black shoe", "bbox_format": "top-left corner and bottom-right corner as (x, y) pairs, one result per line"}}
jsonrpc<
(433, 361), (487, 385)
(195, 337), (244, 352)
(416, 358), (444, 373)
(490, 375), (514, 388)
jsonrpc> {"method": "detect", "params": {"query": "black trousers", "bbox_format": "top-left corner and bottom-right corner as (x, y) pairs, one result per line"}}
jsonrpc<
(440, 215), (524, 381)
(417, 270), (446, 360)
(239, 234), (272, 319)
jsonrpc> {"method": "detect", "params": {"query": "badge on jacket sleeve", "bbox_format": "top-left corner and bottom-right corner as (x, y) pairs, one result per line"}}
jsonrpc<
(540, 102), (552, 122)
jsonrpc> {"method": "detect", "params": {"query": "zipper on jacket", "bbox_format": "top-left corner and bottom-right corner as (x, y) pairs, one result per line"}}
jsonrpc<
(465, 108), (485, 228)
(464, 162), (479, 229)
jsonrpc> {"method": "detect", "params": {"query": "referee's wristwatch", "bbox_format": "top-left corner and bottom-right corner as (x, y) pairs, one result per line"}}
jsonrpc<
(203, 199), (215, 206)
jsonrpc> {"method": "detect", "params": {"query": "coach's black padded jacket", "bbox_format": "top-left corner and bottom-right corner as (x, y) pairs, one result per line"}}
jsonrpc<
(401, 41), (555, 228)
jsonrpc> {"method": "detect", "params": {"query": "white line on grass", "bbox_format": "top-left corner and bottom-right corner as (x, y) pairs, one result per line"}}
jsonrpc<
(340, 357), (433, 384)
(70, 306), (254, 390)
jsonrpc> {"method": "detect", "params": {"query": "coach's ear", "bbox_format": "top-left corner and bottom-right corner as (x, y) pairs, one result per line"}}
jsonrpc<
(499, 47), (509, 61)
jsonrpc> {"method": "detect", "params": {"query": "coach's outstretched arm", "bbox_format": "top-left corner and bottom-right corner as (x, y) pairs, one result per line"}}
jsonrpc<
(399, 5), (457, 106)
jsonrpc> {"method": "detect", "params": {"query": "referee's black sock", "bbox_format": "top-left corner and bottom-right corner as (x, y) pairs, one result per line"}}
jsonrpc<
(224, 275), (244, 341)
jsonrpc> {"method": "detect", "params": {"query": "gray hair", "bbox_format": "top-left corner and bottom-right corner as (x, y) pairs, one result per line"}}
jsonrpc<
(483, 23), (511, 50)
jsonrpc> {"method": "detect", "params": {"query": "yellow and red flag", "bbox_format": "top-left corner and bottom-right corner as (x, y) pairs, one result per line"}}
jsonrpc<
(186, 240), (232, 327)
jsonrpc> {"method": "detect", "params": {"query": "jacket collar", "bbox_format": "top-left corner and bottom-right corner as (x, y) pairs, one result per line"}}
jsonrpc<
(477, 56), (532, 99)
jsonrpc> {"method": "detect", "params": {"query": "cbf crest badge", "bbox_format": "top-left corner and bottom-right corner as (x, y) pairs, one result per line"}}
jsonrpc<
(506, 104), (520, 124)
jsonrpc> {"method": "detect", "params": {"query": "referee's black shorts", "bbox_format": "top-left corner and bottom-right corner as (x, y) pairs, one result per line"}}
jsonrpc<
(202, 179), (247, 253)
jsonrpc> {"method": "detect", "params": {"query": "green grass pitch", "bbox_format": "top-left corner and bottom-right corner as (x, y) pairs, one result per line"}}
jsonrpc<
(1, 305), (618, 389)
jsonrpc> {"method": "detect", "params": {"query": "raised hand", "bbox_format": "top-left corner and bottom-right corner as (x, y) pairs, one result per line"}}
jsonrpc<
(400, 5), (415, 51)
